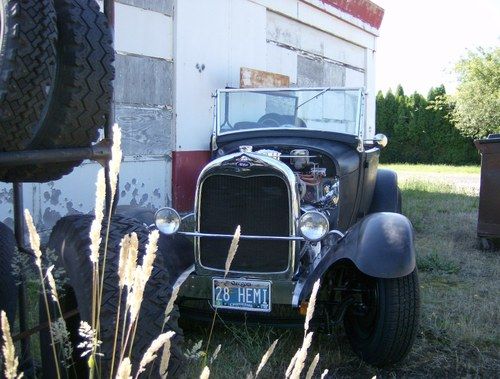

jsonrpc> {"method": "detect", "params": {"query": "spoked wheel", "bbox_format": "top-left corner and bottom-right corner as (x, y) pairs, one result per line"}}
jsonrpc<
(343, 268), (420, 367)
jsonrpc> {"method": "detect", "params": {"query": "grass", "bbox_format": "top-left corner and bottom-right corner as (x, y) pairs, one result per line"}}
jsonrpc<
(382, 163), (481, 174)
(14, 163), (498, 378)
(183, 164), (499, 378)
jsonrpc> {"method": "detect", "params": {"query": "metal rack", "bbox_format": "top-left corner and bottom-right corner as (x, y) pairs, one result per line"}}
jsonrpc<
(0, 0), (115, 373)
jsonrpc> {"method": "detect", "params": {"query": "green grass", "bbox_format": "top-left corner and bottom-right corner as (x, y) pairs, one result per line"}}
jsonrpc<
(184, 164), (499, 378)
(382, 163), (481, 174)
(17, 164), (498, 378)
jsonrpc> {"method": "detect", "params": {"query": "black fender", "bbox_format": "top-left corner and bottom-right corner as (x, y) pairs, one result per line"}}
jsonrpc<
(369, 169), (400, 213)
(297, 212), (415, 303)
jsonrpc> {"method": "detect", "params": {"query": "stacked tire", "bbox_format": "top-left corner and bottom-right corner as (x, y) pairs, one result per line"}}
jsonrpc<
(40, 215), (186, 378)
(0, 0), (114, 182)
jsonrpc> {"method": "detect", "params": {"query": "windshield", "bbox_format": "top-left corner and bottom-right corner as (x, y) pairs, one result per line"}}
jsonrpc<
(217, 88), (363, 136)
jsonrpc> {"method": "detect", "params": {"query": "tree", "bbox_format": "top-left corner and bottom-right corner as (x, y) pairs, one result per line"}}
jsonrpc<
(452, 47), (500, 139)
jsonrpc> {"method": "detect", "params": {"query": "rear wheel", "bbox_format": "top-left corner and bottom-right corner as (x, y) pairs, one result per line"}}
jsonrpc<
(343, 269), (420, 367)
(39, 214), (185, 378)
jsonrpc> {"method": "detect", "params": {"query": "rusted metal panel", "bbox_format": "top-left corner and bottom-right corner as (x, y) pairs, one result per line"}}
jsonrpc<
(475, 138), (500, 238)
(240, 67), (290, 88)
(321, 0), (384, 29)
(114, 54), (173, 106)
(116, 0), (173, 16)
(116, 105), (173, 156)
(172, 151), (211, 212)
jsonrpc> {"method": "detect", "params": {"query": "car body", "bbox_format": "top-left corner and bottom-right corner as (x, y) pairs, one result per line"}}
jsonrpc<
(156, 87), (419, 366)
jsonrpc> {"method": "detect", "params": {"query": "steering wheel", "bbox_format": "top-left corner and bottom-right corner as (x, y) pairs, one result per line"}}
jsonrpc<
(258, 113), (284, 128)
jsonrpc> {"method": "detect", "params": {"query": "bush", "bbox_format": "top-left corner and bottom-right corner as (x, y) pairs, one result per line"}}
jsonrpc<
(376, 85), (480, 165)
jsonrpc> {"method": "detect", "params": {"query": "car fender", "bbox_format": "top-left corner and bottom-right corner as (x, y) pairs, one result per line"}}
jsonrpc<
(294, 212), (415, 305)
(369, 169), (400, 213)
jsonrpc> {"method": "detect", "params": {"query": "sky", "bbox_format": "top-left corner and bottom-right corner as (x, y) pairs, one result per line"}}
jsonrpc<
(374, 0), (500, 96)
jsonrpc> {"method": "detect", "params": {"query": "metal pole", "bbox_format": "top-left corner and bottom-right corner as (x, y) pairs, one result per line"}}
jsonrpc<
(13, 183), (33, 373)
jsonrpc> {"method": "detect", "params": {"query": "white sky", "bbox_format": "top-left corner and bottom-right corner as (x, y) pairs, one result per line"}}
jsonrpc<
(375, 0), (500, 96)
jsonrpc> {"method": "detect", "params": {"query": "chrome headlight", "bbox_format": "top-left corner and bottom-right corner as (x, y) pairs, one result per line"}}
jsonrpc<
(298, 211), (329, 242)
(154, 207), (181, 235)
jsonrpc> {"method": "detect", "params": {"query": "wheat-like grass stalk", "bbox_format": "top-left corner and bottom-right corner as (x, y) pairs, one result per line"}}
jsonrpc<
(118, 231), (159, 366)
(304, 279), (320, 333)
(210, 344), (221, 364)
(115, 357), (132, 379)
(126, 230), (158, 359)
(111, 233), (137, 378)
(134, 331), (174, 378)
(46, 265), (58, 303)
(203, 226), (240, 367)
(320, 369), (329, 378)
(109, 123), (122, 202)
(289, 332), (314, 379)
(24, 209), (61, 379)
(89, 169), (106, 265)
(1, 311), (22, 379)
(118, 234), (132, 289)
(200, 366), (210, 379)
(96, 124), (123, 377)
(158, 337), (171, 378)
(305, 353), (320, 379)
(88, 168), (106, 379)
(23, 210), (41, 269)
(285, 348), (300, 378)
(46, 266), (75, 372)
(128, 231), (158, 324)
(224, 225), (240, 278)
(163, 284), (179, 323)
(255, 338), (279, 378)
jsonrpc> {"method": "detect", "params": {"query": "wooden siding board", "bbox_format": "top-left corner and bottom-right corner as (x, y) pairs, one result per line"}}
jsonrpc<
(116, 105), (173, 156)
(240, 67), (290, 88)
(115, 54), (173, 106)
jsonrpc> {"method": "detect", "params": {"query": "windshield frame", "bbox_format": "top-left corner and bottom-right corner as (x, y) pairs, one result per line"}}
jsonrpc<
(214, 87), (365, 139)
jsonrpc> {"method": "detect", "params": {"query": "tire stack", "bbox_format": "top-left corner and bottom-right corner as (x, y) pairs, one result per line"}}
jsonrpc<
(0, 0), (114, 182)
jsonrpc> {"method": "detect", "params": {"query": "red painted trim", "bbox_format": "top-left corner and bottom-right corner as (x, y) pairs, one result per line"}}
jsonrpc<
(322, 0), (384, 29)
(172, 150), (211, 212)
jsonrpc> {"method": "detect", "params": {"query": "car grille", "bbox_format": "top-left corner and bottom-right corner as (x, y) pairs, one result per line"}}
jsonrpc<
(199, 174), (290, 272)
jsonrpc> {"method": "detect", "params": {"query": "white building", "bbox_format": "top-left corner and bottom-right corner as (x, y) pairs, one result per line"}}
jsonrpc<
(0, 0), (384, 233)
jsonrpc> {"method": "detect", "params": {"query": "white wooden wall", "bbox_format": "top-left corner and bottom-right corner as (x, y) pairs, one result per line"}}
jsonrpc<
(0, 0), (380, 235)
(175, 0), (379, 153)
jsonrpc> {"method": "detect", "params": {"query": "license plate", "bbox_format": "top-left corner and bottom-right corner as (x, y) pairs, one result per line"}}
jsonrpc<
(212, 278), (271, 312)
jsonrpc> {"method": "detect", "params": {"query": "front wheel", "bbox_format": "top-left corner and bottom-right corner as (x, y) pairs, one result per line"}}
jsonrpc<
(344, 269), (420, 367)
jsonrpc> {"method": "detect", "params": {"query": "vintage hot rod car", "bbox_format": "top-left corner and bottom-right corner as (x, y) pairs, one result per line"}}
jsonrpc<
(155, 87), (419, 367)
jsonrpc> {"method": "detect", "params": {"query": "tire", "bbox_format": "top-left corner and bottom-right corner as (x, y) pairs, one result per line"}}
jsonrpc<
(39, 214), (185, 378)
(344, 269), (420, 367)
(116, 205), (156, 227)
(1, 0), (114, 183)
(158, 233), (194, 286)
(0, 0), (57, 152)
(0, 222), (17, 325)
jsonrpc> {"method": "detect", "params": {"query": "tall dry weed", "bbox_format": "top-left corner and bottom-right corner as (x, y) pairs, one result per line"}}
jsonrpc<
(1, 311), (22, 379)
